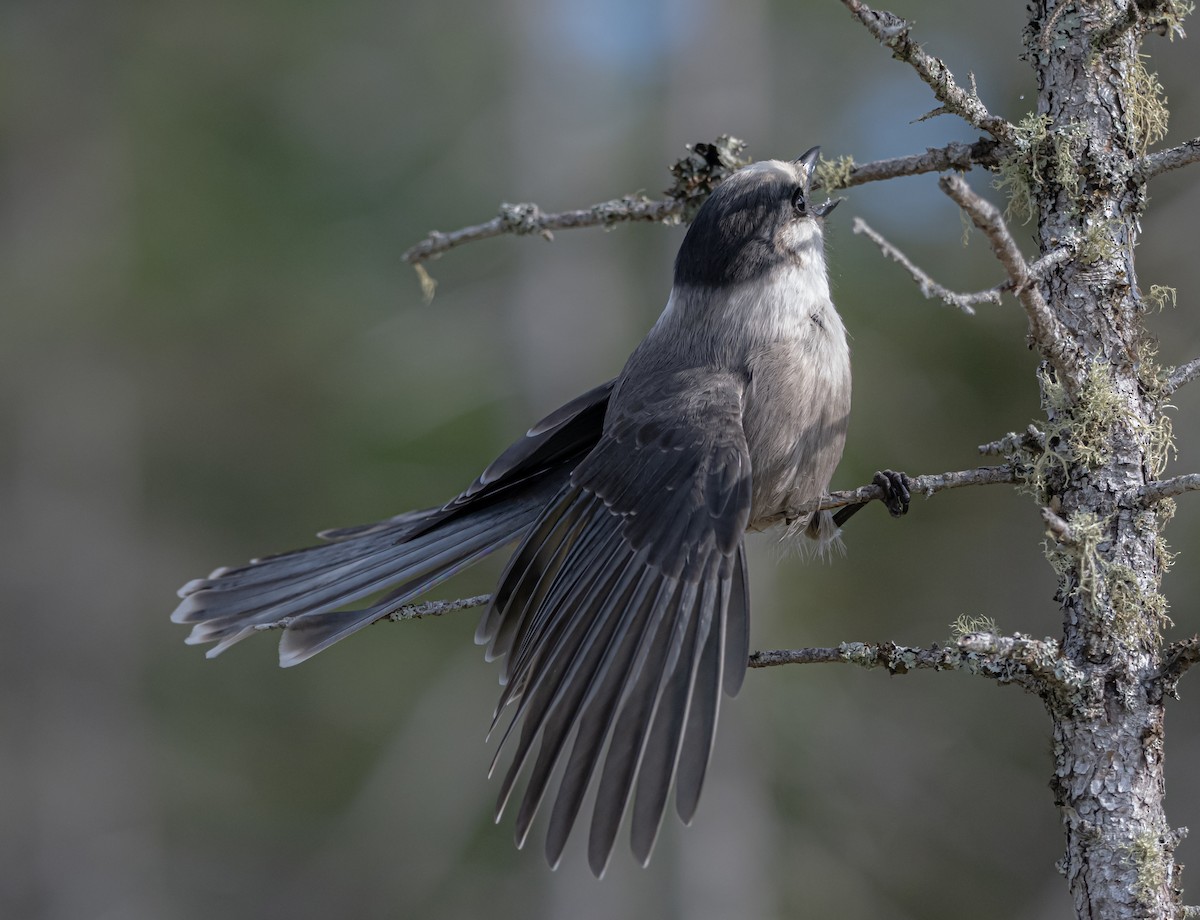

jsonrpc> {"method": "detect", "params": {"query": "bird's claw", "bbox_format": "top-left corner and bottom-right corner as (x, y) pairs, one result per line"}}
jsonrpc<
(873, 469), (911, 518)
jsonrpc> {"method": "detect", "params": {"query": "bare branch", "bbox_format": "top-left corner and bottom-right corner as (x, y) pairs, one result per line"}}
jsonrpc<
(401, 196), (685, 267)
(402, 139), (1005, 276)
(852, 217), (999, 314)
(978, 425), (1046, 456)
(749, 631), (1090, 696)
(1157, 636), (1200, 700)
(938, 174), (1077, 382)
(1136, 137), (1200, 181)
(1137, 474), (1200, 503)
(769, 464), (1017, 527)
(1166, 357), (1200, 395)
(854, 213), (1077, 318)
(821, 138), (1002, 191)
(838, 0), (1017, 146)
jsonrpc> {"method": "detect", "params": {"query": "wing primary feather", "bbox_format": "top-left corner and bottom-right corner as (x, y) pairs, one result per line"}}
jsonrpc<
(540, 566), (667, 869)
(629, 575), (709, 865)
(482, 491), (594, 664)
(489, 523), (629, 790)
(723, 543), (750, 697)
(487, 519), (625, 741)
(504, 561), (659, 846)
(476, 486), (580, 649)
(674, 571), (727, 825)
(585, 576), (683, 877)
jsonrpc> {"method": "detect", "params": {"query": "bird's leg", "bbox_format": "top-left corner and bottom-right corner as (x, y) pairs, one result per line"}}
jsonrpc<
(832, 469), (912, 527)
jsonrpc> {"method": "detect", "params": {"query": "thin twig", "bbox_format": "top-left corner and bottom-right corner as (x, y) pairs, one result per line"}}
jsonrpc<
(852, 217), (999, 314)
(1137, 474), (1200, 503)
(838, 0), (1017, 146)
(1166, 357), (1200, 395)
(938, 174), (1077, 383)
(1136, 138), (1200, 182)
(854, 215), (1077, 317)
(750, 632), (1089, 696)
(252, 593), (494, 632)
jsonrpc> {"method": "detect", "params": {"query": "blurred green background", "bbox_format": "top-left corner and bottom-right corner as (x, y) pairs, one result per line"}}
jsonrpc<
(3, 1), (1199, 918)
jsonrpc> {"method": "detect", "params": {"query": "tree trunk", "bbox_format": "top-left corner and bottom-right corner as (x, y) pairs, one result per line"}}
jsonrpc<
(1028, 2), (1183, 916)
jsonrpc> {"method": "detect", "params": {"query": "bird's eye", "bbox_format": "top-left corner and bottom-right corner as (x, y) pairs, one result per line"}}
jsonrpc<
(791, 187), (807, 216)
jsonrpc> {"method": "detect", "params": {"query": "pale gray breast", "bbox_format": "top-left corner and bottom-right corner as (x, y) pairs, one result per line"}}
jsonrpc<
(742, 305), (851, 525)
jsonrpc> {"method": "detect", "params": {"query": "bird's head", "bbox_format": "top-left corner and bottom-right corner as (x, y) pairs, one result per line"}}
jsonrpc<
(673, 147), (840, 288)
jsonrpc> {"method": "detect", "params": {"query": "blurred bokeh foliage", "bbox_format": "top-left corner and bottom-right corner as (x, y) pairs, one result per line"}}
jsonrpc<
(3, 1), (1199, 918)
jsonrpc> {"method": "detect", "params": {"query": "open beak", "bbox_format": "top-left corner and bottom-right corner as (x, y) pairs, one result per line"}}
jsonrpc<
(793, 145), (841, 219)
(794, 146), (821, 197)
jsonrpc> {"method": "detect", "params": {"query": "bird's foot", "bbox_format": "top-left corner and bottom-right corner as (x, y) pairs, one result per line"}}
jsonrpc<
(873, 469), (911, 518)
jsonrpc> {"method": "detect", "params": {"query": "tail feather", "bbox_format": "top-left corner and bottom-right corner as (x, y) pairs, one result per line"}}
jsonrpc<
(176, 488), (555, 661)
(174, 510), (513, 634)
(276, 512), (531, 666)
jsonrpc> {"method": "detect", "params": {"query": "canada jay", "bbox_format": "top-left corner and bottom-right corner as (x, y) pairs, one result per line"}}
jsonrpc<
(172, 147), (910, 877)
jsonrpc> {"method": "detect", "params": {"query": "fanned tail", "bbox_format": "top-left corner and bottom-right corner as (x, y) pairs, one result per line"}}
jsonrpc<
(173, 479), (564, 666)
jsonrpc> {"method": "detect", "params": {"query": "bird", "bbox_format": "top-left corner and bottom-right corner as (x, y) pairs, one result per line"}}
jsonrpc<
(172, 146), (911, 877)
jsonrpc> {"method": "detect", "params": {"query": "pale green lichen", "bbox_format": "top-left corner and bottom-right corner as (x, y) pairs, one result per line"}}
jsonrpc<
(1078, 217), (1122, 265)
(994, 114), (1087, 224)
(994, 113), (1051, 224)
(1159, 0), (1194, 40)
(1156, 499), (1177, 574)
(950, 614), (998, 642)
(413, 262), (438, 304)
(1147, 411), (1176, 478)
(1066, 511), (1108, 602)
(1130, 829), (1170, 903)
(1146, 284), (1178, 310)
(1107, 562), (1172, 648)
(1130, 336), (1178, 475)
(814, 155), (856, 193)
(1125, 54), (1170, 155)
(1028, 363), (1126, 499)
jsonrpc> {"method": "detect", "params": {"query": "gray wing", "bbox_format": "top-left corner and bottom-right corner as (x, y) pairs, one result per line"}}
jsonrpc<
(477, 371), (753, 877)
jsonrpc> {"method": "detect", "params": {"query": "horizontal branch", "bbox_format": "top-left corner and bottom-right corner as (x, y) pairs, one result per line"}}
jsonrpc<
(401, 196), (685, 267)
(750, 631), (1090, 697)
(839, 0), (1017, 146)
(1166, 357), (1200, 395)
(1136, 137), (1200, 182)
(401, 139), (1004, 275)
(823, 138), (1001, 191)
(1137, 474), (1200, 503)
(938, 174), (1077, 384)
(770, 465), (1017, 527)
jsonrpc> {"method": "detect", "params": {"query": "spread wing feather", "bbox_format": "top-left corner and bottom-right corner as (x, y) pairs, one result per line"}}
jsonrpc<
(480, 371), (753, 876)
